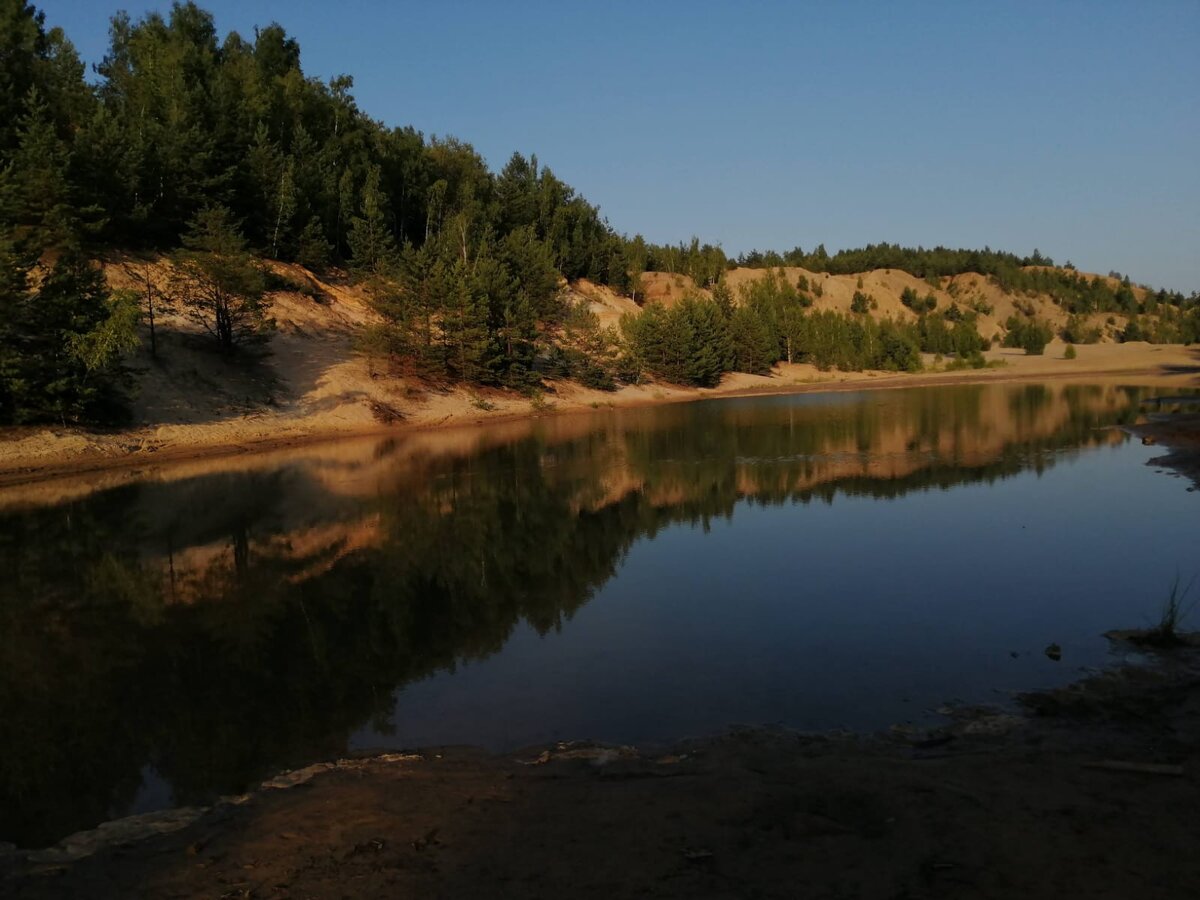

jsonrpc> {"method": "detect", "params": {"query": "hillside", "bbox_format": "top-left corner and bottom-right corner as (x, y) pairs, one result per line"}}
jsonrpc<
(614, 265), (1151, 346)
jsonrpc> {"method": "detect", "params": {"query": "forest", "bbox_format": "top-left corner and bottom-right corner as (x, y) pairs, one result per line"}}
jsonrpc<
(1, 0), (1197, 426)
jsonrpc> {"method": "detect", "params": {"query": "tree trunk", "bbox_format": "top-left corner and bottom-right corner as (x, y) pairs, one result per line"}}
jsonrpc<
(142, 267), (157, 360)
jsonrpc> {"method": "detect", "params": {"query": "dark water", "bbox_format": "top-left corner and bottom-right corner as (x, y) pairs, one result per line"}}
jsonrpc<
(1, 382), (1197, 847)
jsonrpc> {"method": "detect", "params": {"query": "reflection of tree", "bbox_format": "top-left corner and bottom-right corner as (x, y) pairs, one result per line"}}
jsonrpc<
(0, 383), (1179, 846)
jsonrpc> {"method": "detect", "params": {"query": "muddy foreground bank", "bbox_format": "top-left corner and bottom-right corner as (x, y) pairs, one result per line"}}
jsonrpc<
(4, 646), (1198, 900)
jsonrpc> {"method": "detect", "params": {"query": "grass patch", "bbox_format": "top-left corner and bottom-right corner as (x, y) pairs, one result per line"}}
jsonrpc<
(1150, 574), (1198, 645)
(1115, 574), (1199, 648)
(528, 390), (555, 413)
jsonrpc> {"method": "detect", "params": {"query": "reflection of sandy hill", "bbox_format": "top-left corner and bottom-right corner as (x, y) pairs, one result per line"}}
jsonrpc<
(10, 383), (1168, 512)
(156, 515), (383, 605)
(19, 382), (1179, 601)
(556, 384), (1142, 511)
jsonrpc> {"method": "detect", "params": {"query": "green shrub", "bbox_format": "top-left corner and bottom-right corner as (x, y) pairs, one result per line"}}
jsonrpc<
(1121, 318), (1144, 342)
(900, 286), (936, 314)
(1062, 315), (1101, 344)
(1003, 316), (1053, 355)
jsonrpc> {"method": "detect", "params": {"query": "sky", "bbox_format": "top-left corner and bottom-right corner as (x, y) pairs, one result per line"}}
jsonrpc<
(36, 0), (1200, 291)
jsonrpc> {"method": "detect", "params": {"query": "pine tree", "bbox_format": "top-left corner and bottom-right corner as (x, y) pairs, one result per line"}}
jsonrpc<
(679, 296), (732, 387)
(294, 216), (332, 271)
(440, 261), (491, 383)
(171, 206), (270, 353)
(9, 87), (76, 245)
(0, 244), (137, 424)
(712, 280), (734, 319)
(729, 306), (776, 375)
(0, 230), (34, 423)
(347, 165), (396, 275)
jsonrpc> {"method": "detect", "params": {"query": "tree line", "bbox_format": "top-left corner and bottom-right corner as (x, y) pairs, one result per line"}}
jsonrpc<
(738, 242), (1196, 315)
(617, 270), (1003, 387)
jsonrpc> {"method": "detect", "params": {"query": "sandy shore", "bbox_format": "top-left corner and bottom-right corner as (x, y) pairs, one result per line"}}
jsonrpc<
(0, 341), (1197, 487)
(4, 644), (1197, 899)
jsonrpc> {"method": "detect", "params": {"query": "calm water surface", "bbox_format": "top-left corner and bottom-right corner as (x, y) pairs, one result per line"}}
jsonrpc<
(1, 382), (1197, 846)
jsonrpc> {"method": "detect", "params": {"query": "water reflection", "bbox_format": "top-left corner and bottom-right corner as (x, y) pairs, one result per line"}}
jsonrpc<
(0, 382), (1191, 846)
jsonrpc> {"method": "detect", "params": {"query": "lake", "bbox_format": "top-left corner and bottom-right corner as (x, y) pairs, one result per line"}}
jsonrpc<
(1, 381), (1196, 848)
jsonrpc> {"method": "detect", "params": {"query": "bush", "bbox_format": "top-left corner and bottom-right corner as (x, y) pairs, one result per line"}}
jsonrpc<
(1062, 315), (1101, 344)
(1120, 318), (1144, 342)
(900, 286), (936, 314)
(541, 346), (616, 391)
(1064, 344), (1077, 360)
(1003, 316), (1053, 355)
(966, 296), (994, 316)
(945, 350), (987, 370)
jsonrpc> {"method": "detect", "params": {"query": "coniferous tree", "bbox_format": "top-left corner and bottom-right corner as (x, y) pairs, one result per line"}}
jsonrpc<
(0, 245), (137, 423)
(439, 261), (491, 382)
(347, 165), (396, 275)
(687, 298), (733, 386)
(171, 206), (270, 353)
(294, 216), (332, 271)
(712, 280), (734, 319)
(8, 86), (77, 246)
(729, 306), (776, 374)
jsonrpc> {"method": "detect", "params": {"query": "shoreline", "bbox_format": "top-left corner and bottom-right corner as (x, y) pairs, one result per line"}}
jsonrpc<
(6, 641), (1197, 898)
(1, 344), (1196, 489)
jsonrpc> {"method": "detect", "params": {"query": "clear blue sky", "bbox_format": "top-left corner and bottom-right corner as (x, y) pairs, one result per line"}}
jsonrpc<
(38, 0), (1200, 291)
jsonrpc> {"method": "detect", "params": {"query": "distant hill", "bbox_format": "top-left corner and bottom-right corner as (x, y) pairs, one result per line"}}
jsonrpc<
(581, 264), (1180, 346)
